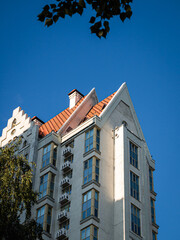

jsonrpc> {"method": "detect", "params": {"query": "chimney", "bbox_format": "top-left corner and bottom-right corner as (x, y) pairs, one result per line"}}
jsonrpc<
(68, 89), (84, 109)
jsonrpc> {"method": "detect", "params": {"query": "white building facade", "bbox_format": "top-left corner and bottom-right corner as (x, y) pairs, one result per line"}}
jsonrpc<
(0, 83), (159, 240)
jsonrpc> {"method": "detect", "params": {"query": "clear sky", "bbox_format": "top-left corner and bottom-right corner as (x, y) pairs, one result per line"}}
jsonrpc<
(0, 0), (180, 238)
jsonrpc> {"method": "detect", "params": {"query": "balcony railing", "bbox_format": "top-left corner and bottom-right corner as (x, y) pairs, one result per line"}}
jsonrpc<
(61, 161), (71, 172)
(56, 228), (67, 239)
(59, 193), (70, 205)
(61, 176), (71, 188)
(57, 210), (69, 222)
(63, 146), (73, 157)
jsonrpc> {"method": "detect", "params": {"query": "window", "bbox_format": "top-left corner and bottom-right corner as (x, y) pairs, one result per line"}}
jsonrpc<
(42, 144), (51, 168)
(39, 172), (55, 199)
(42, 143), (57, 168)
(81, 225), (98, 240)
(85, 128), (100, 153)
(151, 198), (156, 224)
(60, 220), (69, 230)
(82, 189), (99, 220)
(95, 159), (99, 183)
(85, 129), (94, 152)
(50, 174), (55, 198)
(82, 191), (92, 219)
(131, 204), (141, 236)
(152, 231), (157, 240)
(61, 203), (71, 212)
(83, 157), (100, 184)
(81, 226), (90, 240)
(47, 206), (52, 233)
(37, 205), (52, 233)
(130, 142), (138, 168)
(84, 158), (92, 184)
(149, 168), (154, 191)
(130, 172), (139, 200)
(39, 173), (48, 199)
(96, 129), (100, 151)
(64, 154), (73, 163)
(62, 186), (72, 195)
(37, 205), (45, 228)
(53, 146), (57, 166)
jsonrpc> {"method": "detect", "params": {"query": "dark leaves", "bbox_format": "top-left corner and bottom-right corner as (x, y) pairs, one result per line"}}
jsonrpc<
(38, 0), (133, 38)
(89, 16), (95, 23)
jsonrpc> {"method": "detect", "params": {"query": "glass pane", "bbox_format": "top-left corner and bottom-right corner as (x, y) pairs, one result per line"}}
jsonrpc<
(86, 227), (90, 237)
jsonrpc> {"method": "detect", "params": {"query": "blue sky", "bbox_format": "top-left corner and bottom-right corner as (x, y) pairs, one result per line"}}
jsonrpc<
(0, 0), (180, 238)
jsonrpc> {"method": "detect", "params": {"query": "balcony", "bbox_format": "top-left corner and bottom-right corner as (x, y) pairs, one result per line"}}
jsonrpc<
(61, 176), (71, 188)
(56, 228), (68, 239)
(57, 210), (69, 222)
(63, 146), (73, 157)
(61, 161), (71, 172)
(59, 193), (70, 205)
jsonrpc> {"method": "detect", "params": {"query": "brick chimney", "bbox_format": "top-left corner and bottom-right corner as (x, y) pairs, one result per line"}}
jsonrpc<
(68, 89), (84, 109)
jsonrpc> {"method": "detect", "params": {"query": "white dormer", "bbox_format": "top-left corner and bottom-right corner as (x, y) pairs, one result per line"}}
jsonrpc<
(68, 89), (84, 109)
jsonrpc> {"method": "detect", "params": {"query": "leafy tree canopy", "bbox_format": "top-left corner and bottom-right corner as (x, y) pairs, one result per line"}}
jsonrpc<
(0, 140), (43, 240)
(38, 0), (133, 38)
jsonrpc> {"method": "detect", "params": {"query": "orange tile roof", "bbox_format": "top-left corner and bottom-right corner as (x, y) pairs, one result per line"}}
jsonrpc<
(39, 91), (116, 137)
(86, 92), (116, 119)
(39, 96), (86, 137)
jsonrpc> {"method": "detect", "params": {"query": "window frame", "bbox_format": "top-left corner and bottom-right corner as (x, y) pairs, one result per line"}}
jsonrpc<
(129, 141), (138, 169)
(81, 225), (98, 240)
(36, 204), (52, 233)
(82, 189), (99, 220)
(131, 204), (141, 236)
(130, 171), (140, 201)
(85, 127), (100, 153)
(42, 143), (57, 168)
(83, 157), (100, 185)
(151, 198), (156, 224)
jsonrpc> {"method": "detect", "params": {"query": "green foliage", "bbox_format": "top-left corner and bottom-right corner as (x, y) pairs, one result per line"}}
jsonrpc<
(0, 140), (43, 240)
(38, 0), (133, 38)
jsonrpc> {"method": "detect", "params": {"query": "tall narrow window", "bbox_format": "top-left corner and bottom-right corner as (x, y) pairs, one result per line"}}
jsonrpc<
(130, 142), (138, 168)
(151, 198), (156, 224)
(83, 157), (100, 184)
(47, 206), (52, 233)
(37, 205), (45, 228)
(37, 205), (52, 233)
(42, 144), (51, 168)
(83, 158), (92, 184)
(82, 189), (99, 220)
(95, 159), (99, 183)
(94, 191), (98, 218)
(39, 173), (48, 199)
(149, 168), (154, 191)
(130, 171), (139, 200)
(85, 128), (100, 153)
(131, 204), (141, 236)
(85, 129), (94, 152)
(96, 129), (100, 151)
(53, 146), (57, 166)
(50, 174), (55, 198)
(82, 191), (92, 219)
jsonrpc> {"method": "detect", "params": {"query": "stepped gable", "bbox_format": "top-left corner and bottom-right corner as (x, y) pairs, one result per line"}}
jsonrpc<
(39, 96), (86, 137)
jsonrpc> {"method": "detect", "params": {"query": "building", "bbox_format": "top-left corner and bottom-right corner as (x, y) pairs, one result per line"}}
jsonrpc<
(0, 83), (159, 240)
